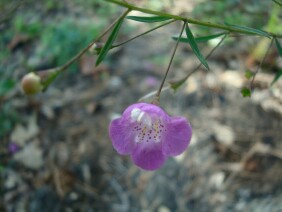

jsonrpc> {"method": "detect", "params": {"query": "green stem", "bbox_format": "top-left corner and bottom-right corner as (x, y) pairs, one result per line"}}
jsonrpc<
(250, 38), (274, 90)
(169, 33), (228, 91)
(141, 33), (228, 99)
(58, 9), (131, 74)
(106, 0), (282, 38)
(153, 21), (186, 103)
(183, 33), (228, 81)
(111, 19), (176, 48)
(42, 9), (131, 90)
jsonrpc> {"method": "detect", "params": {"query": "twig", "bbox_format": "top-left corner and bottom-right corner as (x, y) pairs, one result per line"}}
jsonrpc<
(111, 19), (176, 48)
(106, 0), (282, 38)
(153, 21), (186, 103)
(250, 38), (274, 90)
(139, 34), (228, 101)
(57, 9), (131, 74)
(41, 9), (131, 90)
(0, 0), (24, 24)
(181, 33), (228, 82)
(139, 86), (170, 102)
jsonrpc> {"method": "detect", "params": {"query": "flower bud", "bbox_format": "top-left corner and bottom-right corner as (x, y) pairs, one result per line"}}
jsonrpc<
(21, 72), (43, 95)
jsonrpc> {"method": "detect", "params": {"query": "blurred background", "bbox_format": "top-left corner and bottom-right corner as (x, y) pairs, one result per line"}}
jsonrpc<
(1, 0), (282, 211)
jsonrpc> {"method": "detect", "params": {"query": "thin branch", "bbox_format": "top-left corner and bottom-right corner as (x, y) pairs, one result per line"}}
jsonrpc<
(41, 9), (131, 90)
(138, 86), (170, 102)
(139, 33), (228, 101)
(0, 0), (24, 24)
(183, 33), (228, 81)
(57, 9), (131, 74)
(106, 0), (282, 38)
(250, 38), (274, 90)
(111, 19), (176, 48)
(153, 21), (186, 103)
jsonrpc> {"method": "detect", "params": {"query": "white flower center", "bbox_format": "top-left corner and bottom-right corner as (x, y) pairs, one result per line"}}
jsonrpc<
(131, 108), (166, 144)
(131, 108), (152, 126)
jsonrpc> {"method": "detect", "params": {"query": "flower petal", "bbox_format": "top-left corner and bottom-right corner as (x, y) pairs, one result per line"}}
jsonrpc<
(109, 118), (135, 155)
(162, 117), (192, 156)
(122, 103), (169, 123)
(131, 144), (167, 170)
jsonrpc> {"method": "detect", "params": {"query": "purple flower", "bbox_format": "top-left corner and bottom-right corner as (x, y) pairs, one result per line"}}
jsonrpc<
(109, 103), (192, 170)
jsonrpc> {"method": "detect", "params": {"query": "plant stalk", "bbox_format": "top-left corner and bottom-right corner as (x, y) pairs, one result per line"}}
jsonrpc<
(250, 38), (274, 90)
(112, 20), (176, 48)
(153, 21), (186, 103)
(106, 0), (282, 38)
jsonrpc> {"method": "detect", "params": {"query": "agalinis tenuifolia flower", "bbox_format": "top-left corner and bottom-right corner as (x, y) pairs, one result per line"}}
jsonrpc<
(109, 103), (192, 171)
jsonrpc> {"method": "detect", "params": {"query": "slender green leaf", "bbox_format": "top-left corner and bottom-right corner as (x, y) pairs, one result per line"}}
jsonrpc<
(172, 32), (226, 43)
(271, 69), (282, 86)
(241, 87), (251, 97)
(185, 23), (209, 70)
(96, 17), (124, 66)
(126, 15), (171, 23)
(274, 38), (282, 57)
(226, 23), (271, 38)
(194, 32), (226, 42)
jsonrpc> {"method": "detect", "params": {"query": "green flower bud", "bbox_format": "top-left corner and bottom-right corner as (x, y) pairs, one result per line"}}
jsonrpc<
(21, 72), (43, 95)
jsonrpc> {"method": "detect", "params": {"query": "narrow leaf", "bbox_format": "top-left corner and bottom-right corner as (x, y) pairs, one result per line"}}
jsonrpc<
(185, 23), (209, 70)
(96, 17), (124, 66)
(172, 32), (226, 43)
(126, 15), (171, 23)
(226, 23), (271, 38)
(274, 38), (282, 57)
(241, 87), (251, 97)
(271, 69), (282, 86)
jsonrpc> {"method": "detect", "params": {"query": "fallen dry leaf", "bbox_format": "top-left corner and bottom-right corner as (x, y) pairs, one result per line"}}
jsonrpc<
(10, 113), (39, 146)
(13, 141), (43, 169)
